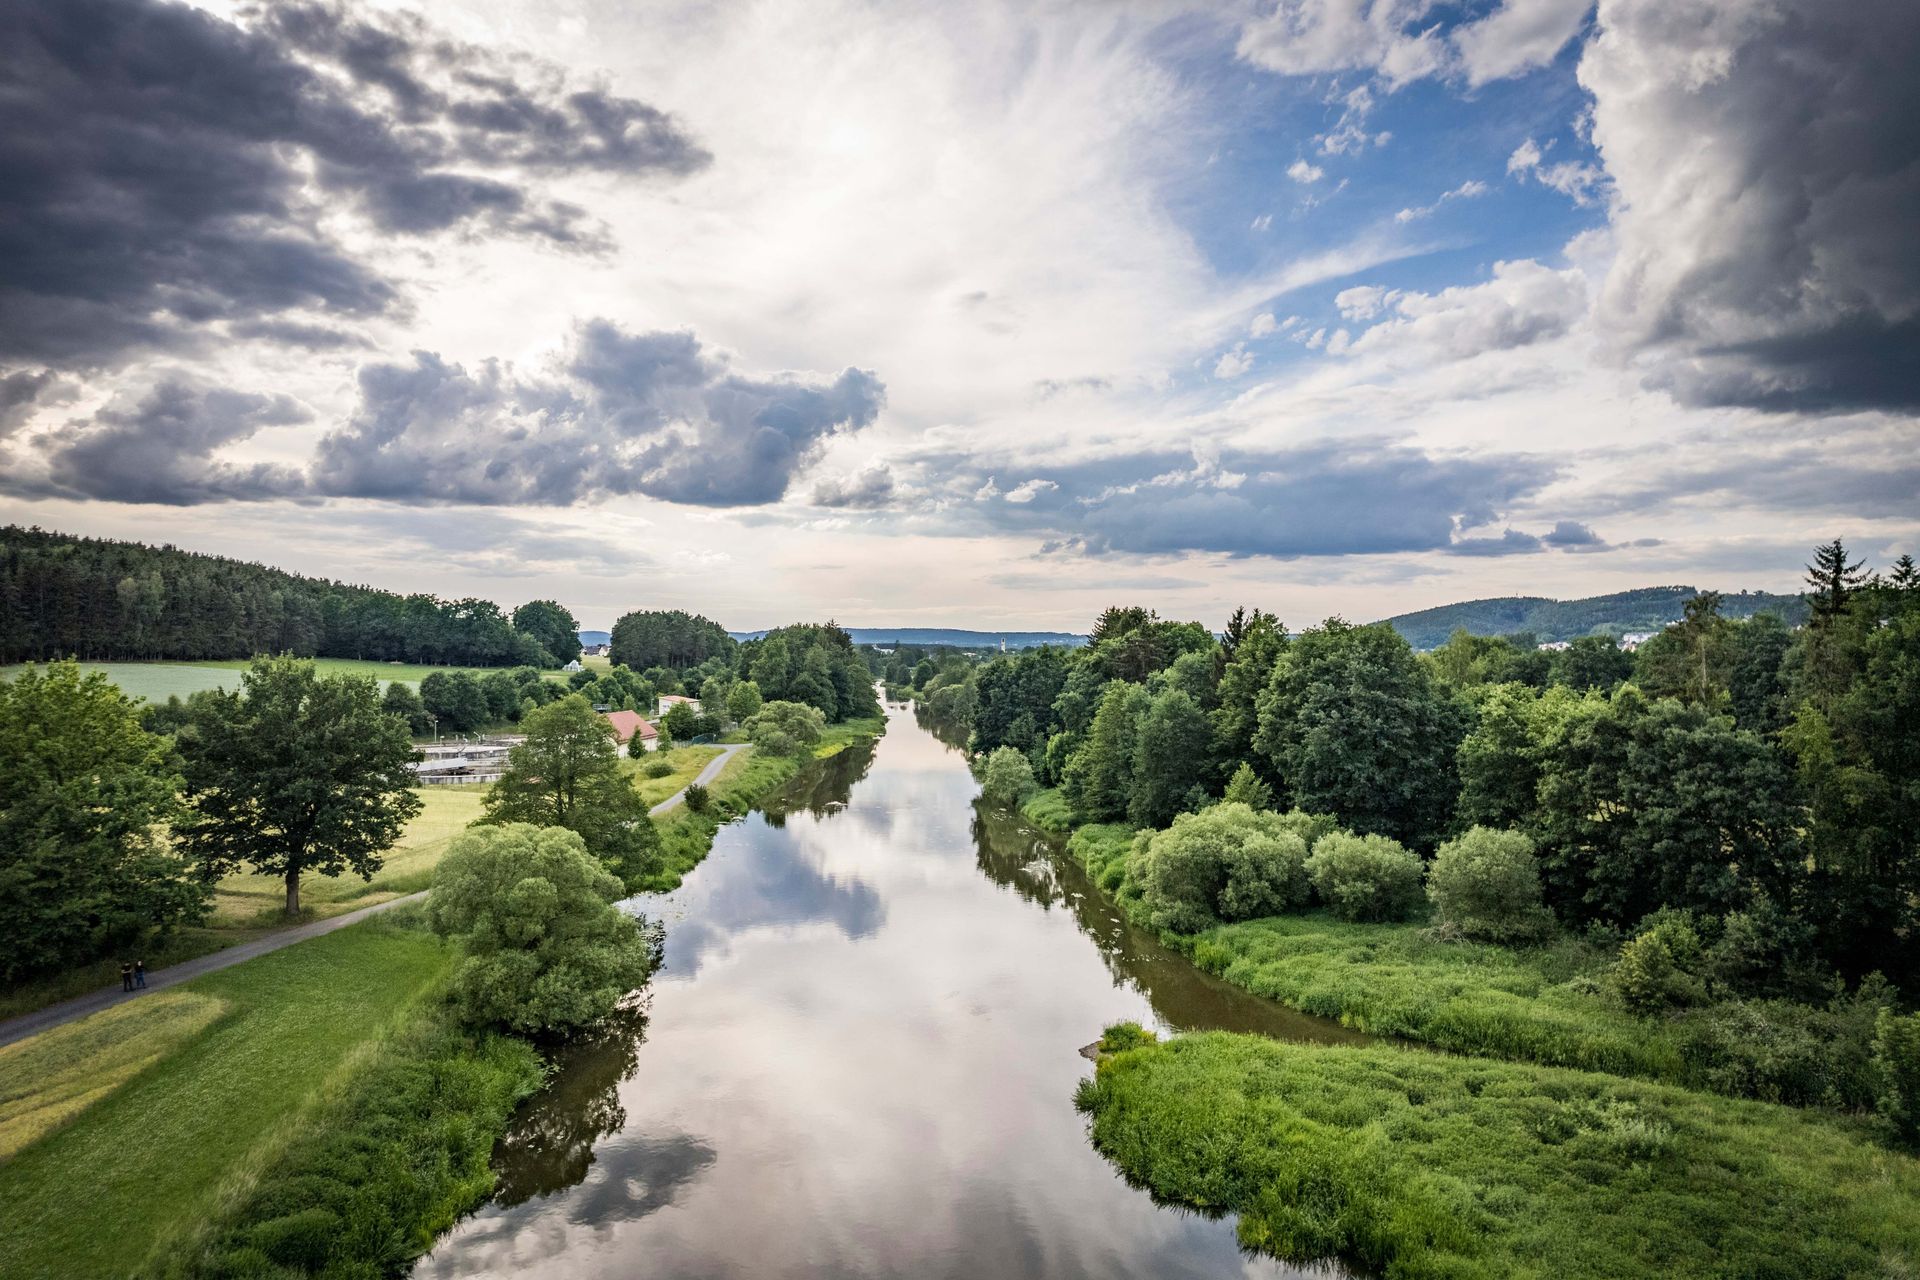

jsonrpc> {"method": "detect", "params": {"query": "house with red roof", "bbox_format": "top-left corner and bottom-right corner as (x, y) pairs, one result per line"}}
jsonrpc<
(602, 709), (659, 755)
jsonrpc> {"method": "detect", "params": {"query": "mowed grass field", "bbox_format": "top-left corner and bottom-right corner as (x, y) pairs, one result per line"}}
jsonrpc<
(209, 785), (488, 926)
(0, 920), (454, 1280)
(0, 657), (570, 703)
(0, 788), (484, 1020)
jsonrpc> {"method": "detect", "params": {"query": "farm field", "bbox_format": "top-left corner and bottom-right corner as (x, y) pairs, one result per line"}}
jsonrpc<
(0, 658), (568, 703)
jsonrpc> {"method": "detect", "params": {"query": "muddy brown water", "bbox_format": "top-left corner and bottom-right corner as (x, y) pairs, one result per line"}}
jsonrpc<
(417, 699), (1360, 1279)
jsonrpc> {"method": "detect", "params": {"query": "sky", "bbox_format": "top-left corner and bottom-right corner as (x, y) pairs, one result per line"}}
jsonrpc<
(1, 0), (1915, 632)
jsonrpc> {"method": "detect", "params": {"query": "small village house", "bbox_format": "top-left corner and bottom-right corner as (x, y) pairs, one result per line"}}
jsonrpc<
(602, 709), (658, 755)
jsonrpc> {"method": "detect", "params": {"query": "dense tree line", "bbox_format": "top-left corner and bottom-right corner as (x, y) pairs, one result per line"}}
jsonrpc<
(0, 526), (571, 667)
(738, 623), (881, 723)
(944, 545), (1920, 993)
(609, 609), (734, 671)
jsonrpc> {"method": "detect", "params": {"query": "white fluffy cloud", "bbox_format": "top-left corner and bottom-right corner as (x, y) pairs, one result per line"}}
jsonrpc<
(1239, 0), (1592, 87)
(1345, 260), (1589, 361)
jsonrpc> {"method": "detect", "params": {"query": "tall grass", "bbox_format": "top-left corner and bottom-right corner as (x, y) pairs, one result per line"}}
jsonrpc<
(155, 1014), (542, 1279)
(1077, 1030), (1920, 1279)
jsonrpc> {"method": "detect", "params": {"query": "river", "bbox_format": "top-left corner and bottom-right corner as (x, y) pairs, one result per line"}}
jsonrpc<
(418, 698), (1359, 1279)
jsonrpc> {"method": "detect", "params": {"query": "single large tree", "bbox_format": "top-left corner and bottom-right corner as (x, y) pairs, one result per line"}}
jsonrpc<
(0, 662), (207, 982)
(1128, 687), (1213, 828)
(512, 599), (583, 666)
(1805, 538), (1868, 624)
(479, 694), (658, 887)
(177, 657), (422, 917)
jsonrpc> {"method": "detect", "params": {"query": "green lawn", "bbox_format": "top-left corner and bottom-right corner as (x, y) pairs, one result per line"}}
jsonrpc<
(0, 920), (454, 1280)
(1077, 1029), (1920, 1279)
(623, 744), (724, 807)
(1, 788), (485, 1020)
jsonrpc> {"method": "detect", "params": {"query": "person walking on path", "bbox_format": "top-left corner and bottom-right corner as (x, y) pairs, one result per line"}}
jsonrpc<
(119, 962), (134, 993)
(134, 959), (146, 989)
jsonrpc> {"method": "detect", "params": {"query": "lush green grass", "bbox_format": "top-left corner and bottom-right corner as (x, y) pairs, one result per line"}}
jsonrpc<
(1190, 913), (1679, 1080)
(636, 717), (884, 893)
(0, 921), (455, 1280)
(1, 788), (485, 1020)
(184, 657), (569, 686)
(1186, 914), (1890, 1109)
(0, 992), (228, 1161)
(156, 1013), (542, 1279)
(1077, 1029), (1920, 1279)
(624, 745), (724, 806)
(1019, 787), (1074, 834)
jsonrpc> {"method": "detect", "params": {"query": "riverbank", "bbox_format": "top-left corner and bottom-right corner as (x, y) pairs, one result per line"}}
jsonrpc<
(636, 715), (885, 893)
(1077, 1028), (1920, 1279)
(0, 918), (455, 1279)
(1026, 789), (1892, 1114)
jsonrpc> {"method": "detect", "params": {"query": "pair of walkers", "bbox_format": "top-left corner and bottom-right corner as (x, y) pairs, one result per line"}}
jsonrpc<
(119, 959), (147, 993)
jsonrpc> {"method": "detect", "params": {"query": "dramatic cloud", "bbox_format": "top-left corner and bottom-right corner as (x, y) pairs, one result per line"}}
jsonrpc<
(931, 441), (1562, 560)
(310, 321), (884, 507)
(0, 0), (707, 368)
(1, 378), (310, 504)
(1584, 0), (1920, 411)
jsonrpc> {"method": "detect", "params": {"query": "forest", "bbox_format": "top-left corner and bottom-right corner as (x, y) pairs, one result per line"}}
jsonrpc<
(901, 540), (1920, 1006)
(0, 526), (576, 667)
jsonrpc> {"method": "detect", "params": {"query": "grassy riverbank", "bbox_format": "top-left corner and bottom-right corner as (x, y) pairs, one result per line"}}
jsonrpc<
(1077, 1028), (1920, 1279)
(0, 920), (454, 1279)
(638, 716), (884, 893)
(0, 787), (484, 1020)
(1034, 793), (1889, 1112)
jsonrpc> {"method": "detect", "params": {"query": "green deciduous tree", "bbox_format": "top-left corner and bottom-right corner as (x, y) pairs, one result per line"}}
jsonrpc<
(1426, 826), (1550, 942)
(381, 680), (431, 734)
(479, 695), (658, 888)
(1254, 620), (1466, 848)
(1305, 831), (1425, 923)
(428, 824), (659, 1036)
(1548, 635), (1633, 692)
(1128, 687), (1212, 828)
(978, 746), (1038, 807)
(746, 700), (826, 757)
(1063, 681), (1149, 823)
(0, 662), (207, 981)
(177, 657), (422, 916)
(1534, 690), (1798, 929)
(419, 670), (490, 733)
(726, 679), (763, 724)
(510, 599), (581, 665)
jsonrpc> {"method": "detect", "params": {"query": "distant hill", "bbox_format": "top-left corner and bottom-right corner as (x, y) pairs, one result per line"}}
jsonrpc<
(1381, 586), (1808, 650)
(728, 627), (1085, 650)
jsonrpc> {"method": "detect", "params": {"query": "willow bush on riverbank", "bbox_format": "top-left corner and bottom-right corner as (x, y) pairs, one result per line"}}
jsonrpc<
(1076, 1030), (1920, 1279)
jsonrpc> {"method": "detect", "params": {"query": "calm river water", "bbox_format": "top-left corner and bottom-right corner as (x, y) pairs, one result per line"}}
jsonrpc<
(418, 699), (1359, 1279)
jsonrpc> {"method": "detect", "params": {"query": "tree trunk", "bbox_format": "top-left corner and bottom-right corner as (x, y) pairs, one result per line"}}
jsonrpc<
(285, 866), (301, 917)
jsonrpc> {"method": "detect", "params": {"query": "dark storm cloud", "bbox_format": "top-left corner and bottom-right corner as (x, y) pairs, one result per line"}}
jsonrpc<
(0, 0), (709, 369)
(1588, 0), (1920, 412)
(1541, 520), (1604, 548)
(0, 378), (309, 505)
(308, 320), (884, 507)
(1446, 529), (1544, 557)
(932, 441), (1564, 559)
(0, 371), (64, 436)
